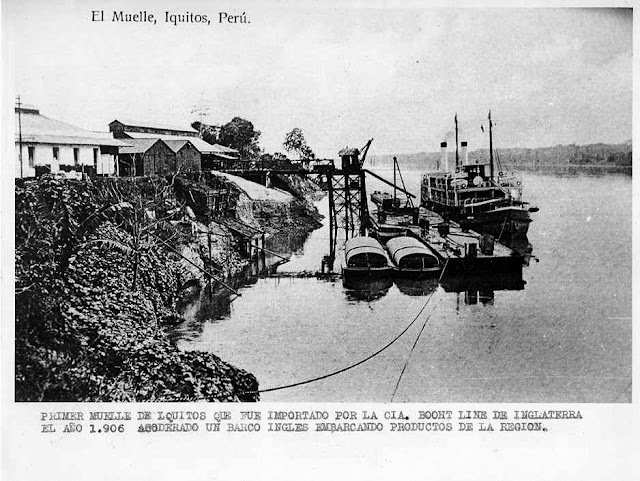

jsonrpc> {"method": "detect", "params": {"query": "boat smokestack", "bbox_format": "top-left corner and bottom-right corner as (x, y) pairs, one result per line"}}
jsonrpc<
(440, 142), (448, 171)
(461, 141), (468, 165)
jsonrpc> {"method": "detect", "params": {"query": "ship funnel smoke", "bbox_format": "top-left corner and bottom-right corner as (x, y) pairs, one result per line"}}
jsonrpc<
(461, 141), (468, 166)
(440, 142), (448, 172)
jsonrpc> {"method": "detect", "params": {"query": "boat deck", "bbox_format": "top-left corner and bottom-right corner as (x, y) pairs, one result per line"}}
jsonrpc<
(410, 209), (523, 275)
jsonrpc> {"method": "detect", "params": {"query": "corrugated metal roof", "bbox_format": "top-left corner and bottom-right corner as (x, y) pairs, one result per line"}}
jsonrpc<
(210, 153), (237, 160)
(209, 143), (238, 154)
(110, 118), (199, 135)
(15, 111), (127, 147)
(163, 139), (191, 153)
(124, 131), (238, 155)
(15, 104), (40, 114)
(338, 147), (359, 156)
(119, 138), (166, 154)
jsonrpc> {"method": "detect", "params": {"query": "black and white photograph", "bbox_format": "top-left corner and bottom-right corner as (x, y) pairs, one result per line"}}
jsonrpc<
(1, 1), (636, 479)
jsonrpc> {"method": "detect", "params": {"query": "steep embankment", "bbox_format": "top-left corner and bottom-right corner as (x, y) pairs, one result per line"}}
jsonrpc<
(15, 176), (259, 402)
(15, 172), (324, 402)
(175, 171), (323, 259)
(216, 171), (323, 236)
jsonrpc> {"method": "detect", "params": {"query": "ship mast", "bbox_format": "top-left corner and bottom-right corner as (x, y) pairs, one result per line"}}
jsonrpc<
(488, 110), (494, 181)
(454, 113), (459, 169)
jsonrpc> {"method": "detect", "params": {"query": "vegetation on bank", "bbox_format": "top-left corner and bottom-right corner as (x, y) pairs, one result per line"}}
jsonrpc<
(15, 176), (259, 402)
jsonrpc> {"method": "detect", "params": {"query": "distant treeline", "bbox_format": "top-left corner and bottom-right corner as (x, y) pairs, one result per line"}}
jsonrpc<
(370, 141), (632, 171)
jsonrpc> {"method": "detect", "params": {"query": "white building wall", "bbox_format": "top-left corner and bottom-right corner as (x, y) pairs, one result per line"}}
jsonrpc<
(15, 143), (114, 178)
(98, 154), (116, 175)
(15, 144), (35, 177)
(57, 145), (95, 167)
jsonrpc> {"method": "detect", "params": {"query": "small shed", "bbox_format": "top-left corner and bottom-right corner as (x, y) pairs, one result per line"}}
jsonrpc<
(164, 139), (202, 173)
(113, 129), (239, 170)
(338, 147), (361, 170)
(215, 217), (265, 259)
(118, 138), (175, 176)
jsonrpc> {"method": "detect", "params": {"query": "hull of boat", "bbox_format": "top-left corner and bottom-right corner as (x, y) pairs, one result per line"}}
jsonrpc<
(425, 200), (531, 240)
(342, 266), (394, 289)
(461, 207), (531, 240)
(392, 266), (442, 279)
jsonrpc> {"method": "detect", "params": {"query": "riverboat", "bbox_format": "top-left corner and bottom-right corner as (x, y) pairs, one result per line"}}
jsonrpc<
(385, 235), (442, 279)
(421, 112), (536, 240)
(342, 236), (393, 286)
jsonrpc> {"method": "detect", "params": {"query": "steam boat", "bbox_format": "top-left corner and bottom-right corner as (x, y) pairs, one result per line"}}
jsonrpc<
(421, 112), (537, 240)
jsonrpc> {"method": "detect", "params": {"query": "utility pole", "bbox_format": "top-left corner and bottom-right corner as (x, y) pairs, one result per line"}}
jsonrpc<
(16, 96), (23, 178)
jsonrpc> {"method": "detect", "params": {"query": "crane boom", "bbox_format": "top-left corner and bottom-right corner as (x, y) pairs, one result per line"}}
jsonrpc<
(359, 138), (374, 167)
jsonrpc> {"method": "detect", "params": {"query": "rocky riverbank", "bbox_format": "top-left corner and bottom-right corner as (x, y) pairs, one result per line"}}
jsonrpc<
(14, 173), (323, 402)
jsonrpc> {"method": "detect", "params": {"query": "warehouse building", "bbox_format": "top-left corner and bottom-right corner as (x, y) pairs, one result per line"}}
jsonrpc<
(15, 105), (126, 178)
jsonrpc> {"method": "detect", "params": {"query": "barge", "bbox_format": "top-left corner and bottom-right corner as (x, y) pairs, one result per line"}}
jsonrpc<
(342, 236), (393, 288)
(416, 210), (524, 276)
(385, 235), (442, 279)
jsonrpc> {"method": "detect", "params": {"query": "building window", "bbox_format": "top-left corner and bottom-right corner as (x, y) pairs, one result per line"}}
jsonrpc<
(93, 148), (99, 170)
(73, 148), (79, 166)
(28, 146), (35, 168)
(53, 146), (59, 161)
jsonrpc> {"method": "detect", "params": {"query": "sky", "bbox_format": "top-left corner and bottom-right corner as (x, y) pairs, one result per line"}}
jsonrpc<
(3, 2), (633, 157)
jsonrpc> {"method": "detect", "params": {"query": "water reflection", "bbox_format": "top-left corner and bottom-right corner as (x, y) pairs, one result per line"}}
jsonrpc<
(441, 272), (526, 306)
(394, 277), (439, 296)
(175, 227), (534, 341)
(265, 227), (310, 255)
(341, 264), (528, 305)
(170, 282), (234, 342)
(501, 235), (535, 266)
(343, 277), (393, 301)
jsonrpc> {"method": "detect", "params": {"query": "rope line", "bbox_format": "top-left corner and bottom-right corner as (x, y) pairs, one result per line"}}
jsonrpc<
(497, 216), (508, 242)
(390, 297), (442, 402)
(244, 258), (449, 395)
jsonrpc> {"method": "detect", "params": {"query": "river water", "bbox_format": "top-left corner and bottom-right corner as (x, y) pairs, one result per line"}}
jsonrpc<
(171, 170), (632, 403)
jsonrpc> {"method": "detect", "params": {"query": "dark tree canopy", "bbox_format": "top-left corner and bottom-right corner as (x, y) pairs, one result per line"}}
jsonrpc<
(218, 117), (261, 159)
(283, 128), (315, 160)
(191, 121), (219, 146)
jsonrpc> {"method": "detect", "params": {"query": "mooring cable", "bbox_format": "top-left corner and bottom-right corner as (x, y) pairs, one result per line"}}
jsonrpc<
(243, 257), (449, 396)
(390, 297), (443, 402)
